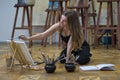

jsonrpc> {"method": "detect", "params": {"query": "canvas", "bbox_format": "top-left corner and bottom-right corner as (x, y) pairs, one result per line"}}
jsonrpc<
(7, 40), (36, 67)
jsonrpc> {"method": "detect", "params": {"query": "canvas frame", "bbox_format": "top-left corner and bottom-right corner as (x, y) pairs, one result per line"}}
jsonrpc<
(7, 40), (36, 70)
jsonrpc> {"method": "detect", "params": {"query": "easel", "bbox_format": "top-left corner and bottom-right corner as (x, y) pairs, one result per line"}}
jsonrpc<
(7, 41), (22, 71)
(7, 40), (35, 71)
(67, 0), (96, 43)
(41, 0), (69, 47)
(94, 0), (120, 49)
(11, 4), (34, 48)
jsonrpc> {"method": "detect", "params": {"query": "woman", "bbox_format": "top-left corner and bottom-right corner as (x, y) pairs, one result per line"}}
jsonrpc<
(19, 10), (92, 65)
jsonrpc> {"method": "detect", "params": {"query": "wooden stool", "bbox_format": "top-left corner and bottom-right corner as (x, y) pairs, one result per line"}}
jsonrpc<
(11, 4), (34, 48)
(94, 0), (120, 49)
(42, 0), (68, 47)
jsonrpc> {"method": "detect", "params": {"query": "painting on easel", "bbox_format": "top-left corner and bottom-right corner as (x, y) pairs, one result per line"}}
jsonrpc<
(7, 40), (36, 70)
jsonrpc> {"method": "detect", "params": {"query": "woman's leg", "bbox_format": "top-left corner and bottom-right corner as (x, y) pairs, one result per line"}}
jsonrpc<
(76, 57), (90, 65)
(72, 50), (91, 65)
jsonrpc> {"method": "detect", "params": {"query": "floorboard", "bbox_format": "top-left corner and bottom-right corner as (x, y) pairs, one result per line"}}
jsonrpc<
(0, 43), (120, 80)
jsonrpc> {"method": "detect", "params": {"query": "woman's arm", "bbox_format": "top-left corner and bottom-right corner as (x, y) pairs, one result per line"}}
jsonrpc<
(66, 36), (73, 63)
(19, 22), (60, 40)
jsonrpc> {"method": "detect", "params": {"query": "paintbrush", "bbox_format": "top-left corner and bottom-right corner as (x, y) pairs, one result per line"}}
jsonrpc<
(37, 57), (44, 62)
(52, 54), (55, 64)
(40, 51), (47, 64)
(54, 54), (65, 63)
(54, 57), (66, 64)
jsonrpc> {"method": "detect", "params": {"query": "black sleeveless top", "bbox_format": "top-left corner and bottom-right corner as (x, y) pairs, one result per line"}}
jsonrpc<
(60, 34), (70, 44)
(60, 28), (70, 44)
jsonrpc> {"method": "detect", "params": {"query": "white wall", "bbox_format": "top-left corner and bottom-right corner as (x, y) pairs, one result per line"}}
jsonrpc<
(0, 0), (48, 42)
(0, 0), (17, 42)
(32, 0), (48, 25)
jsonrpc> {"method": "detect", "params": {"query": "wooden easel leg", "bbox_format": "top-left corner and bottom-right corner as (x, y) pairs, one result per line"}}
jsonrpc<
(9, 49), (17, 71)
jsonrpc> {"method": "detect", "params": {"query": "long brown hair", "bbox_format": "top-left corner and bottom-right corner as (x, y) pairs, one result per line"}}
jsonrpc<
(63, 10), (83, 49)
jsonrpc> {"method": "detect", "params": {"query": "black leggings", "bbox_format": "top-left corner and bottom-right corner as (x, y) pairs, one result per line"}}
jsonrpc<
(59, 48), (91, 65)
(75, 55), (90, 65)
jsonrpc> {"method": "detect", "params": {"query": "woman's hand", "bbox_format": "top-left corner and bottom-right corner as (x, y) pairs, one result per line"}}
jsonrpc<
(19, 35), (29, 40)
(65, 58), (69, 63)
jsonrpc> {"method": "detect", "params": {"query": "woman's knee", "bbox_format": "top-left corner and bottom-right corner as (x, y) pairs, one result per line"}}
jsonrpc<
(76, 57), (90, 65)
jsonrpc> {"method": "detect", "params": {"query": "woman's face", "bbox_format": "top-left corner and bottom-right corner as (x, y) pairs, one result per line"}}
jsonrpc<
(60, 15), (68, 27)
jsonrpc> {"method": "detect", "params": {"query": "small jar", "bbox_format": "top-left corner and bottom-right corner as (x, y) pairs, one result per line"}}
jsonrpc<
(45, 63), (56, 73)
(65, 63), (76, 72)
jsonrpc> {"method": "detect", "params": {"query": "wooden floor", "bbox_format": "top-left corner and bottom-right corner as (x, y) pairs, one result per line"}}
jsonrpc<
(0, 43), (120, 80)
